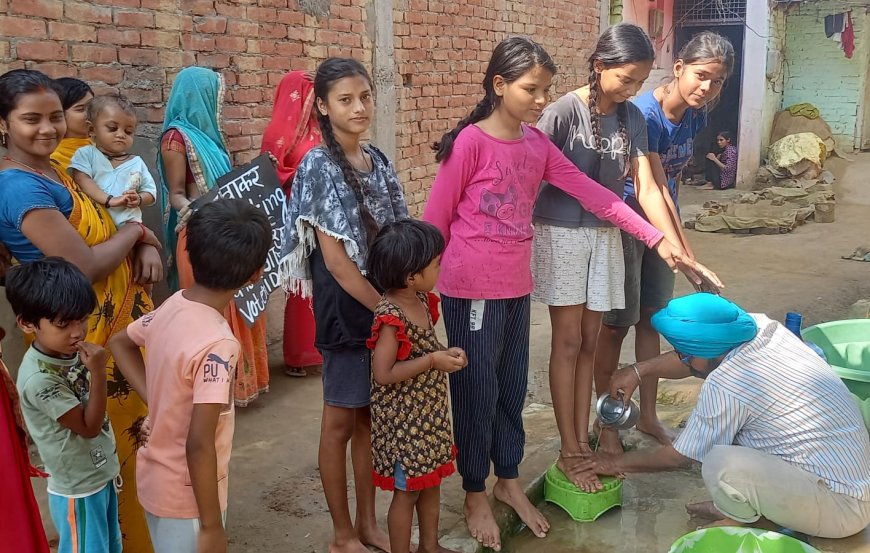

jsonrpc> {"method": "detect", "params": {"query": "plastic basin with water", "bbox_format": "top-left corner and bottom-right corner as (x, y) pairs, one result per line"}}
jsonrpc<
(802, 319), (870, 399)
(669, 527), (821, 553)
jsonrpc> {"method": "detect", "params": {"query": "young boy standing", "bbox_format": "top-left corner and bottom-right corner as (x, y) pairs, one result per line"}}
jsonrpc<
(110, 199), (272, 553)
(6, 257), (121, 553)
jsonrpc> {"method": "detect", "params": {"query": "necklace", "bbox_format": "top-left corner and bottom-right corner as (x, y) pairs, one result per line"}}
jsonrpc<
(97, 147), (131, 161)
(3, 155), (62, 185)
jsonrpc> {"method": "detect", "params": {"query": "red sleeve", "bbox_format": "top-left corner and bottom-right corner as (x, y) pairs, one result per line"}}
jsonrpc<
(427, 292), (441, 325)
(367, 315), (412, 361)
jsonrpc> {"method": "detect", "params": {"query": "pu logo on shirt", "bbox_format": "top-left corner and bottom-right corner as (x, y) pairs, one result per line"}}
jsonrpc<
(203, 353), (233, 383)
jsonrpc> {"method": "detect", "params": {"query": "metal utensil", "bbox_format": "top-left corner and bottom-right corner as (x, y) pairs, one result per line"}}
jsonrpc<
(596, 393), (639, 430)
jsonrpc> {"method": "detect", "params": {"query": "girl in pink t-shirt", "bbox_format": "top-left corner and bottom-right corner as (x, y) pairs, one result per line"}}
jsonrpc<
(422, 37), (698, 551)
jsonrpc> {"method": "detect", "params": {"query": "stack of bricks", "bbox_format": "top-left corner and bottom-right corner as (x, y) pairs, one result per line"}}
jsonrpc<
(0, 0), (599, 212)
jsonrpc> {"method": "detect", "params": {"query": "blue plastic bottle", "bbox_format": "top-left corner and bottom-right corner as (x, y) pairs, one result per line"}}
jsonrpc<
(784, 312), (828, 361)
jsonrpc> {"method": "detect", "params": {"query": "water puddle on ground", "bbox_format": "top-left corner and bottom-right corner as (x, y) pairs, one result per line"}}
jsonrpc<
(502, 470), (707, 552)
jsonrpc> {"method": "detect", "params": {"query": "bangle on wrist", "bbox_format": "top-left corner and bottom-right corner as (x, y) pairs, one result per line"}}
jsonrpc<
(631, 363), (642, 385)
(104, 195), (113, 208)
(130, 222), (146, 243)
(428, 353), (434, 370)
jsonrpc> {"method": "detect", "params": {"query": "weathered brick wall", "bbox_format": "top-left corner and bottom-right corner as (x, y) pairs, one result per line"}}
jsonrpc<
(393, 0), (599, 214)
(0, 0), (599, 212)
(781, 1), (867, 151)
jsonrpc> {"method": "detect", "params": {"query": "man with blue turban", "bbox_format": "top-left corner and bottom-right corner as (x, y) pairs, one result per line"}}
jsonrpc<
(579, 293), (870, 539)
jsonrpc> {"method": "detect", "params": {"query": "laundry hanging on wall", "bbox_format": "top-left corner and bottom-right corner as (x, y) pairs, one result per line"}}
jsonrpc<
(824, 10), (854, 59)
(842, 10), (854, 59)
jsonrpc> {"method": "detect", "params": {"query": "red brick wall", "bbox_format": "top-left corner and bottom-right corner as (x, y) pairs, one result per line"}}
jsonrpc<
(0, 0), (599, 213)
(393, 1), (600, 213)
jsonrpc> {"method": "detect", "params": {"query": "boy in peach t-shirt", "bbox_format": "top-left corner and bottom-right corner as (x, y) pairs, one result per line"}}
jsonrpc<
(110, 200), (272, 553)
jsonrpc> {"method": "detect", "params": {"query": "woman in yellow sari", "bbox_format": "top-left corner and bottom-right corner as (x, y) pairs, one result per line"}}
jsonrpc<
(0, 69), (161, 553)
(49, 77), (93, 172)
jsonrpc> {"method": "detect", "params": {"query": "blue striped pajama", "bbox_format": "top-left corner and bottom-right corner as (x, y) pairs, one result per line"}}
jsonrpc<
(441, 294), (530, 492)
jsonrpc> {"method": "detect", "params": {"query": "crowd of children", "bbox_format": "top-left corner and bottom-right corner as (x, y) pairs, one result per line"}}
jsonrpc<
(0, 24), (736, 553)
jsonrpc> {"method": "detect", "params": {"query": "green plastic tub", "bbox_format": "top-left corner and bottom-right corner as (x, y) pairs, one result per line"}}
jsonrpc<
(802, 319), (870, 399)
(543, 463), (622, 522)
(668, 528), (821, 553)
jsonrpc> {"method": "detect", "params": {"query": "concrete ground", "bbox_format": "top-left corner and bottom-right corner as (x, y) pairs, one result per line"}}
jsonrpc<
(27, 152), (870, 551)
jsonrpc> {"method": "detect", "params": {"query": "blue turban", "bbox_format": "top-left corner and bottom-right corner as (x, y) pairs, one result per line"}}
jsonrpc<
(651, 293), (758, 359)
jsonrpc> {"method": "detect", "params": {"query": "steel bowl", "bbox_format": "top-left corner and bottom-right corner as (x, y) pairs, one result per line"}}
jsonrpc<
(596, 393), (640, 430)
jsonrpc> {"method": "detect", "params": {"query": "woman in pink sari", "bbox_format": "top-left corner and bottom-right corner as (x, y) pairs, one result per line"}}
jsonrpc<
(261, 71), (323, 376)
(0, 326), (51, 552)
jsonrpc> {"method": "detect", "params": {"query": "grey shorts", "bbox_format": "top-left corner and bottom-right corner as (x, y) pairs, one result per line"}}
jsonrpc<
(602, 231), (675, 328)
(146, 511), (227, 553)
(321, 346), (372, 408)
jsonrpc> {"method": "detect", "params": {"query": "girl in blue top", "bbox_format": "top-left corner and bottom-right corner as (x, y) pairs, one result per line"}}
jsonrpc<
(596, 31), (733, 453)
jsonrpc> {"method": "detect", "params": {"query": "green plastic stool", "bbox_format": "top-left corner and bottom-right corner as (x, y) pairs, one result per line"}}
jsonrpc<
(668, 528), (821, 553)
(543, 463), (622, 522)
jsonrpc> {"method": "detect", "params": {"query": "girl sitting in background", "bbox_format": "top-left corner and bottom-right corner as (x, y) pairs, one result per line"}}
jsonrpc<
(701, 131), (737, 190)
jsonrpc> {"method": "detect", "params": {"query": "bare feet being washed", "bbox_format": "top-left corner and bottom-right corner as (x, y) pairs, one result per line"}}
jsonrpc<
(557, 452), (602, 493)
(464, 491), (502, 551)
(594, 422), (624, 455)
(493, 478), (550, 539)
(636, 416), (677, 445)
(359, 524), (392, 553)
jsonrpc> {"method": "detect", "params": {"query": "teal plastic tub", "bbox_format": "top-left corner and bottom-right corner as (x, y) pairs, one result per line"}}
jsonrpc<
(802, 319), (870, 399)
(668, 528), (821, 553)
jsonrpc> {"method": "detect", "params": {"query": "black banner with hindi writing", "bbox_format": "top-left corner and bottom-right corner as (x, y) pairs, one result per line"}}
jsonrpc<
(192, 154), (287, 326)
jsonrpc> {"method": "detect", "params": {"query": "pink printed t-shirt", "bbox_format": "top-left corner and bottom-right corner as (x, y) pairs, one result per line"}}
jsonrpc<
(422, 124), (664, 299)
(126, 291), (240, 519)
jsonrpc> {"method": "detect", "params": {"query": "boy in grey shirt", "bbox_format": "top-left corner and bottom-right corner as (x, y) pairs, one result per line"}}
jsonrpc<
(7, 258), (121, 553)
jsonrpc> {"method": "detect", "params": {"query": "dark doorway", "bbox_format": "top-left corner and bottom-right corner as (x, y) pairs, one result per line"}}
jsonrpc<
(674, 24), (744, 178)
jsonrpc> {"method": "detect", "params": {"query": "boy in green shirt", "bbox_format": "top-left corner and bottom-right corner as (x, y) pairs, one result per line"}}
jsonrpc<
(7, 257), (121, 553)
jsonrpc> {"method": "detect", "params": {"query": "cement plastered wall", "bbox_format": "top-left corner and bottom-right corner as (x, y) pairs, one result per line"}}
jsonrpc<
(762, 7), (787, 153)
(782, 2), (868, 150)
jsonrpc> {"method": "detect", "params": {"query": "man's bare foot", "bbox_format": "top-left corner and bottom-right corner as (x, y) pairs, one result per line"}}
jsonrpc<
(463, 491), (502, 551)
(594, 422), (624, 455)
(557, 452), (602, 493)
(685, 500), (725, 520)
(329, 537), (372, 553)
(493, 478), (550, 539)
(701, 517), (744, 529)
(636, 416), (676, 445)
(358, 524), (392, 553)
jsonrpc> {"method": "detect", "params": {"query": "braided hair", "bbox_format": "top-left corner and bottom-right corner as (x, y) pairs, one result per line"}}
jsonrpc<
(433, 36), (557, 162)
(586, 24), (655, 179)
(313, 57), (381, 248)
